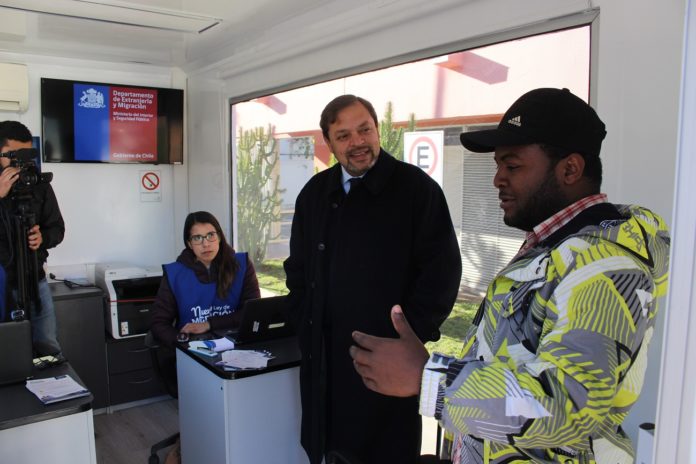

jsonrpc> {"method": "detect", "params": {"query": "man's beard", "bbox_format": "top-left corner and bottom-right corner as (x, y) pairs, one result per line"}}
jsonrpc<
(345, 145), (378, 176)
(504, 170), (568, 232)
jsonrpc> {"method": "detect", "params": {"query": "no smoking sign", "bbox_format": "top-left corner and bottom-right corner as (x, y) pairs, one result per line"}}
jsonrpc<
(139, 170), (162, 202)
(404, 131), (444, 187)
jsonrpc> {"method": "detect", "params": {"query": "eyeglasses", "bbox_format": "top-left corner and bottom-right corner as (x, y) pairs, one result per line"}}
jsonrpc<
(189, 231), (219, 244)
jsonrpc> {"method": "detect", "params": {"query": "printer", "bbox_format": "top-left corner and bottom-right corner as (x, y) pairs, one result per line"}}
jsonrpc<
(95, 262), (163, 339)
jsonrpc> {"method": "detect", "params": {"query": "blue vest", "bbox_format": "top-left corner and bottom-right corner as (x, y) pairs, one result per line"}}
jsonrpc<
(164, 253), (247, 329)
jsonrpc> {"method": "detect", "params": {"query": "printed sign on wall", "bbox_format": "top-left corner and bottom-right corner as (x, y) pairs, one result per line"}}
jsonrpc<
(404, 131), (444, 187)
(140, 170), (161, 202)
(74, 84), (157, 162)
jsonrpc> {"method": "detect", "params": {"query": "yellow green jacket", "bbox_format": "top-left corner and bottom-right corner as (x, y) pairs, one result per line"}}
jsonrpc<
(420, 204), (670, 463)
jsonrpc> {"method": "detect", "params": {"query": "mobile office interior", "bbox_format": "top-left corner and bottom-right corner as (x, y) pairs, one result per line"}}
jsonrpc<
(0, 1), (694, 462)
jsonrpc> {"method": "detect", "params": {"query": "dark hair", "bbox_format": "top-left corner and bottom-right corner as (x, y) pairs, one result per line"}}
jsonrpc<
(539, 143), (602, 191)
(183, 211), (239, 298)
(319, 94), (379, 140)
(0, 121), (33, 148)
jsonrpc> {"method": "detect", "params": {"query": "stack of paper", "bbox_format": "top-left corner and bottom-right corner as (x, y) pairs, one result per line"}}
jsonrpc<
(216, 350), (275, 371)
(189, 337), (235, 352)
(188, 337), (235, 357)
(25, 374), (90, 405)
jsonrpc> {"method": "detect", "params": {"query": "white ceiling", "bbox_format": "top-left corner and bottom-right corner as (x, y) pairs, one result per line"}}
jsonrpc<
(0, 0), (348, 72)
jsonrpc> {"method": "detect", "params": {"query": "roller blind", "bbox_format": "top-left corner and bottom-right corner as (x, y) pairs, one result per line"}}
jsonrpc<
(459, 148), (524, 295)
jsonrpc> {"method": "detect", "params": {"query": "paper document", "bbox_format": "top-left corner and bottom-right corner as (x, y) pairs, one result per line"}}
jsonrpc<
(216, 350), (275, 370)
(189, 337), (235, 352)
(26, 374), (90, 405)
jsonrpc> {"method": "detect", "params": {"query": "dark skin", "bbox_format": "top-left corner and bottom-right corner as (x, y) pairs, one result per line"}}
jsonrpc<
(350, 144), (594, 397)
(350, 304), (429, 396)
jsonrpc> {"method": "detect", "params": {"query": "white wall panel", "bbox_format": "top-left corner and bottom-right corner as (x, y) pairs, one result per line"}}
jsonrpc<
(186, 75), (230, 241)
(654, 1), (696, 462)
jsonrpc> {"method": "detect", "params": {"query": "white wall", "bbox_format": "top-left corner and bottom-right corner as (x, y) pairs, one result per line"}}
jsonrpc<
(655, 0), (696, 462)
(183, 0), (686, 447)
(594, 0), (684, 444)
(186, 75), (231, 241)
(0, 53), (186, 279)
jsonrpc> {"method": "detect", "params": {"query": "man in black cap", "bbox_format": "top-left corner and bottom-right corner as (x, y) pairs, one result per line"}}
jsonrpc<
(349, 88), (671, 463)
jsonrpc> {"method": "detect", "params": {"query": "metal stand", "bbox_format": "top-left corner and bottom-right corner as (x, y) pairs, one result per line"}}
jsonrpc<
(9, 191), (40, 322)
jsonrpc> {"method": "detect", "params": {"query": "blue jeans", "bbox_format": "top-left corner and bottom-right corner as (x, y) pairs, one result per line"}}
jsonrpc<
(12, 278), (62, 356)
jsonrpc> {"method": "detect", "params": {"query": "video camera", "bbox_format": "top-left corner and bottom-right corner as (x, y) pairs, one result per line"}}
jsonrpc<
(0, 148), (52, 195)
(1, 147), (54, 321)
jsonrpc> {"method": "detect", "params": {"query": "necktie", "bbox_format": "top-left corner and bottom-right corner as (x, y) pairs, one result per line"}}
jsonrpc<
(348, 177), (362, 194)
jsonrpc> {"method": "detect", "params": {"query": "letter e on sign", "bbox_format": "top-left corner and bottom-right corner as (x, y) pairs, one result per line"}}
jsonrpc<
(404, 131), (444, 187)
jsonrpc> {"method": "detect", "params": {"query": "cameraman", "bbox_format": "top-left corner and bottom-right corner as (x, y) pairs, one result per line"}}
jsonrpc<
(0, 120), (65, 360)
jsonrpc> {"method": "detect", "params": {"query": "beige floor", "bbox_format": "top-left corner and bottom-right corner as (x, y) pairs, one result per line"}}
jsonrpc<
(94, 398), (179, 464)
(95, 398), (441, 463)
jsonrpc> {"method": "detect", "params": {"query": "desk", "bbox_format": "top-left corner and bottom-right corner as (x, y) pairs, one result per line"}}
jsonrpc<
(50, 283), (109, 409)
(0, 362), (97, 464)
(50, 283), (164, 409)
(176, 337), (308, 464)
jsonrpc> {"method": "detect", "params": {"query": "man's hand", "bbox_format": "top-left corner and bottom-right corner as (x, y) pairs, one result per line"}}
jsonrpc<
(0, 166), (19, 198)
(27, 225), (42, 250)
(350, 305), (430, 397)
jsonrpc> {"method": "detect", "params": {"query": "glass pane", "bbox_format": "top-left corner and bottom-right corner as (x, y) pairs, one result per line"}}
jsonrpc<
(231, 25), (591, 352)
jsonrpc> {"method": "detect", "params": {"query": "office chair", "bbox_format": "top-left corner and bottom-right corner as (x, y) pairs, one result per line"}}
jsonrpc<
(144, 331), (180, 464)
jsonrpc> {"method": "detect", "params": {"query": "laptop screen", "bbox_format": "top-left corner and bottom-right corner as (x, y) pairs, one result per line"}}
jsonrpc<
(224, 295), (293, 345)
(0, 320), (33, 385)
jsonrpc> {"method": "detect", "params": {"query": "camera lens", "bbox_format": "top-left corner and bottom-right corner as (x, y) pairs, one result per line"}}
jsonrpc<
(8, 157), (52, 197)
(17, 167), (40, 186)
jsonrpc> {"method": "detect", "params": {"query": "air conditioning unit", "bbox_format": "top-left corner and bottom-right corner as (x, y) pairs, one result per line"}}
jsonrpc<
(0, 63), (29, 113)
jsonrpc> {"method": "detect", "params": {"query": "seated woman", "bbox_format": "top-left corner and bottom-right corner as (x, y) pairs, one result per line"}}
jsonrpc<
(151, 211), (260, 348)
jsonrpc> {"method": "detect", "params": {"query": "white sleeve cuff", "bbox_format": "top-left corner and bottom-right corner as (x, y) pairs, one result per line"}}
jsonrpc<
(419, 353), (452, 418)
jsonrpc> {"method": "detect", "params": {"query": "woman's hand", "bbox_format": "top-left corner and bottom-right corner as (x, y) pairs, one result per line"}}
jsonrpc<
(180, 321), (211, 334)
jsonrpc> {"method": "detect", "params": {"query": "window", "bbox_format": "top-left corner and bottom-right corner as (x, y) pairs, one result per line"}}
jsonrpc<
(459, 125), (526, 294)
(230, 25), (591, 346)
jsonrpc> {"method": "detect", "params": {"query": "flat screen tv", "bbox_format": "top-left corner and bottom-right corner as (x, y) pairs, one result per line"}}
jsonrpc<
(41, 78), (184, 164)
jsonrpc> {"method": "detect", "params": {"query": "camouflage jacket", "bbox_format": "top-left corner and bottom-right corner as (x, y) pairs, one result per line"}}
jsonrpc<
(420, 204), (670, 463)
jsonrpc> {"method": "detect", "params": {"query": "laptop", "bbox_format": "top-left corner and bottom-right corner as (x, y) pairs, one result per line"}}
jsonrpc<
(0, 320), (33, 385)
(218, 295), (294, 345)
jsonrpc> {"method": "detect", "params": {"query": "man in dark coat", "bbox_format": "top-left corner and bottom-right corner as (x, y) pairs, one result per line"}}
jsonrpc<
(284, 94), (462, 464)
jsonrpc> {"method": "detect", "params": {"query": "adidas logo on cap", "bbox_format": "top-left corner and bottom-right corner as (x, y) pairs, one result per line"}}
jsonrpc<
(459, 88), (607, 156)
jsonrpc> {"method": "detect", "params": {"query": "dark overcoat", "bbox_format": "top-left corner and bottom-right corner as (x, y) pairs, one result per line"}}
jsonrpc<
(284, 151), (462, 464)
